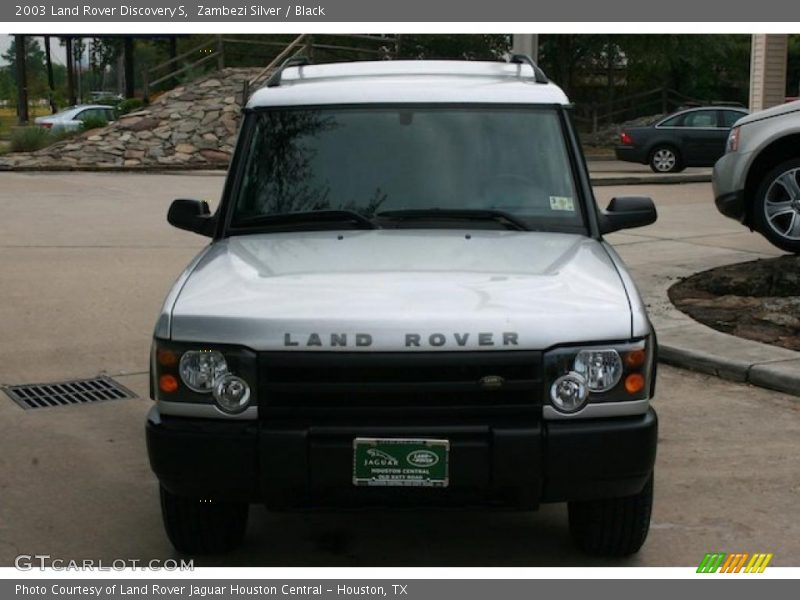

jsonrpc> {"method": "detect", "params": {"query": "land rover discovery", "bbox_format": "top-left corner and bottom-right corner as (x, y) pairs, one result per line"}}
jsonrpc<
(146, 57), (659, 557)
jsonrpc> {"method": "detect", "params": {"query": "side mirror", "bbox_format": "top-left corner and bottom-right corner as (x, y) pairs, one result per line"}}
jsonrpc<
(167, 199), (215, 237)
(599, 196), (657, 234)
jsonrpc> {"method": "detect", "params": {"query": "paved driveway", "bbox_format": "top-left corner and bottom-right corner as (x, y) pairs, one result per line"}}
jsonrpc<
(0, 172), (797, 566)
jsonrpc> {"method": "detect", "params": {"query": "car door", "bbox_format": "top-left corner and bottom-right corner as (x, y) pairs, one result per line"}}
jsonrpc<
(673, 109), (722, 166)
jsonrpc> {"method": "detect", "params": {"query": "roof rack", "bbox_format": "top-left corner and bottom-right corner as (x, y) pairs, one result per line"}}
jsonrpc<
(507, 54), (549, 84)
(266, 54), (311, 88)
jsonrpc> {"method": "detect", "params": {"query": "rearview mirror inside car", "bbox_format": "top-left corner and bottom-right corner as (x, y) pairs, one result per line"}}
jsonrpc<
(167, 199), (216, 237)
(599, 196), (657, 234)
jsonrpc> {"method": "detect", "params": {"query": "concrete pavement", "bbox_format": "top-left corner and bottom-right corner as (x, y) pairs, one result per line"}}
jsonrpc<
(1, 172), (799, 566)
(598, 183), (800, 396)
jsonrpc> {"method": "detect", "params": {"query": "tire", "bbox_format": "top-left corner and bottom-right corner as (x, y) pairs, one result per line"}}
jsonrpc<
(753, 158), (800, 254)
(568, 474), (653, 557)
(649, 146), (683, 173)
(159, 486), (248, 554)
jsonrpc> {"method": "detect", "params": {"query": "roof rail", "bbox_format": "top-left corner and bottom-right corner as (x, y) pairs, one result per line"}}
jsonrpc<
(507, 54), (549, 84)
(266, 54), (312, 88)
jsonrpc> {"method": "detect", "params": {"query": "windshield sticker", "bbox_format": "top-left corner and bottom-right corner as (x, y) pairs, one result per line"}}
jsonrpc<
(549, 196), (575, 211)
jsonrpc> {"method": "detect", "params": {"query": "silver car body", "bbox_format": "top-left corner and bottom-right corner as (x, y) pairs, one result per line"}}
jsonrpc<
(713, 99), (800, 208)
(155, 60), (652, 421)
(34, 104), (115, 132)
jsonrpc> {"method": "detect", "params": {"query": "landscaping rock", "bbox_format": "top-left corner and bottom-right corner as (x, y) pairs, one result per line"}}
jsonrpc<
(0, 68), (259, 171)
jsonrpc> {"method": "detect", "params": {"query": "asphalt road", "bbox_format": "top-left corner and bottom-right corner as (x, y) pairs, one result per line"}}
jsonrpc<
(0, 172), (797, 567)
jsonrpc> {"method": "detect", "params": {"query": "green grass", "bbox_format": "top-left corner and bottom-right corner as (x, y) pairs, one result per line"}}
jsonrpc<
(0, 107), (50, 142)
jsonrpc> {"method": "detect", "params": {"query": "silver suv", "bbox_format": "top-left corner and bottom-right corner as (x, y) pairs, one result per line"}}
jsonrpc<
(147, 57), (659, 557)
(713, 100), (800, 253)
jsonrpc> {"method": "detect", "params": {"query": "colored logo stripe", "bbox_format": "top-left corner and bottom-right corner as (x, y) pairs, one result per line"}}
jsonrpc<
(697, 553), (726, 573)
(697, 553), (773, 573)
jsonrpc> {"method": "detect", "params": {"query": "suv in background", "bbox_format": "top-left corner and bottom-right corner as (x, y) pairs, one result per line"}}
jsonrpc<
(147, 57), (659, 557)
(616, 106), (748, 173)
(713, 100), (800, 253)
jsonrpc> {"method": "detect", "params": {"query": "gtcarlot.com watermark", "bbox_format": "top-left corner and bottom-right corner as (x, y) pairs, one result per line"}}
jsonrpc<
(15, 554), (194, 571)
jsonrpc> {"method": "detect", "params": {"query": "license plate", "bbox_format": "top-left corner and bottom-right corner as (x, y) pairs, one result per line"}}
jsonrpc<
(352, 438), (449, 487)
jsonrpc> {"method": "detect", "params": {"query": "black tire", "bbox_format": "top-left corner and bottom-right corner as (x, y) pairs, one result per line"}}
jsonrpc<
(649, 145), (683, 173)
(752, 158), (800, 254)
(160, 486), (248, 554)
(568, 474), (653, 557)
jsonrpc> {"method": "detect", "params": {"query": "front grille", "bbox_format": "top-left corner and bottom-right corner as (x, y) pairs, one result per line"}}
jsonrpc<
(258, 352), (543, 415)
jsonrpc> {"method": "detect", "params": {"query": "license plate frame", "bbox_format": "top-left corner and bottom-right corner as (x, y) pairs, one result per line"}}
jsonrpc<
(352, 437), (449, 487)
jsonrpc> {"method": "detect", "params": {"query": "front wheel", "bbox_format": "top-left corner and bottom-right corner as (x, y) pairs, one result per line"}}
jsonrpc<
(160, 486), (248, 554)
(568, 474), (653, 556)
(649, 146), (683, 173)
(753, 158), (800, 254)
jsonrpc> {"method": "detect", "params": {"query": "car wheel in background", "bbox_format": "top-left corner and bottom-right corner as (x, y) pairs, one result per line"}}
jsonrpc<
(649, 146), (683, 173)
(160, 486), (248, 554)
(754, 158), (800, 254)
(567, 474), (653, 556)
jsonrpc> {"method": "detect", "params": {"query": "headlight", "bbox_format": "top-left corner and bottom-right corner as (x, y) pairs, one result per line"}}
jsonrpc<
(574, 349), (622, 392)
(726, 126), (740, 153)
(151, 341), (258, 414)
(213, 374), (252, 414)
(179, 350), (228, 393)
(544, 338), (653, 414)
(550, 372), (589, 413)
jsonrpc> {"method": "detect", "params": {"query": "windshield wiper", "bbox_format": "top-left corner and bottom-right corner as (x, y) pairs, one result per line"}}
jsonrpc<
(233, 209), (379, 231)
(375, 209), (530, 231)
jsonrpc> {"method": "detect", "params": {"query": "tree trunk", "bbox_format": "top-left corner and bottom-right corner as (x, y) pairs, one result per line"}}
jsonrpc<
(123, 37), (135, 98)
(44, 35), (57, 113)
(15, 35), (29, 125)
(65, 37), (77, 106)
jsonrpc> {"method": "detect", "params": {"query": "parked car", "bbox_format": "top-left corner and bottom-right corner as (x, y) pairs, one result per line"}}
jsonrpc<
(146, 57), (659, 557)
(34, 104), (116, 132)
(616, 106), (748, 173)
(713, 100), (800, 253)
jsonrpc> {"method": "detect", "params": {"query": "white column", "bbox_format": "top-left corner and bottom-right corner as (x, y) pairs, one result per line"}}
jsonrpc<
(512, 34), (539, 62)
(749, 34), (788, 112)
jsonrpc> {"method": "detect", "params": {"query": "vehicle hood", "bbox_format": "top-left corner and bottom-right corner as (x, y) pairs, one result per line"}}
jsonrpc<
(169, 230), (634, 351)
(737, 99), (800, 126)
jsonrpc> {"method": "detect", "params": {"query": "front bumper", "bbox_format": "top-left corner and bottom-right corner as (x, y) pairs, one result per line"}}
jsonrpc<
(714, 190), (746, 222)
(712, 150), (751, 223)
(614, 145), (646, 164)
(146, 406), (657, 509)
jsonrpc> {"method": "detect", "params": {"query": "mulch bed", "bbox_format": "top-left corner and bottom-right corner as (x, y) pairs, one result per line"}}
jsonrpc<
(668, 255), (800, 351)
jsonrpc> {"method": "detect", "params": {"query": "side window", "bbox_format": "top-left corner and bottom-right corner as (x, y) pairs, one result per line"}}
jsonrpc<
(721, 110), (745, 128)
(104, 109), (116, 121)
(76, 109), (100, 122)
(682, 110), (718, 128)
(659, 114), (685, 127)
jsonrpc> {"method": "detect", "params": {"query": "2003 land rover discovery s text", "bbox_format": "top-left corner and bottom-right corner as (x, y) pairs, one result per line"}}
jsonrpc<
(146, 58), (660, 558)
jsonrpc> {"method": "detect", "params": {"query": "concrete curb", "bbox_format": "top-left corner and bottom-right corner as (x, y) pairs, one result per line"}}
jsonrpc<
(591, 174), (711, 186)
(659, 335), (800, 398)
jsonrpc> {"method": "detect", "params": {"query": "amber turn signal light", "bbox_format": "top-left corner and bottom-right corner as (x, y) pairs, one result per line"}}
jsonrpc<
(624, 373), (645, 394)
(157, 348), (178, 367)
(624, 349), (646, 369)
(159, 374), (179, 393)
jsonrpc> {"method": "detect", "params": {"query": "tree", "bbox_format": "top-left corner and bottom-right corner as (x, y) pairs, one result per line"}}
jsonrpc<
(1, 36), (49, 99)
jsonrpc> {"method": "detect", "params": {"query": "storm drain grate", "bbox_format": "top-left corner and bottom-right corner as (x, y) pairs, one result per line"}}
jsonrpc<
(3, 376), (136, 410)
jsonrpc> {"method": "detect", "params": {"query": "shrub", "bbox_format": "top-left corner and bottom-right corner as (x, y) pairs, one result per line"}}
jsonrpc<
(80, 116), (109, 131)
(117, 97), (145, 115)
(9, 127), (53, 152)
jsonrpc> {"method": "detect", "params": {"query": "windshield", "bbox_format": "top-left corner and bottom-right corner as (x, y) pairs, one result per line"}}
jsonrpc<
(231, 106), (584, 232)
